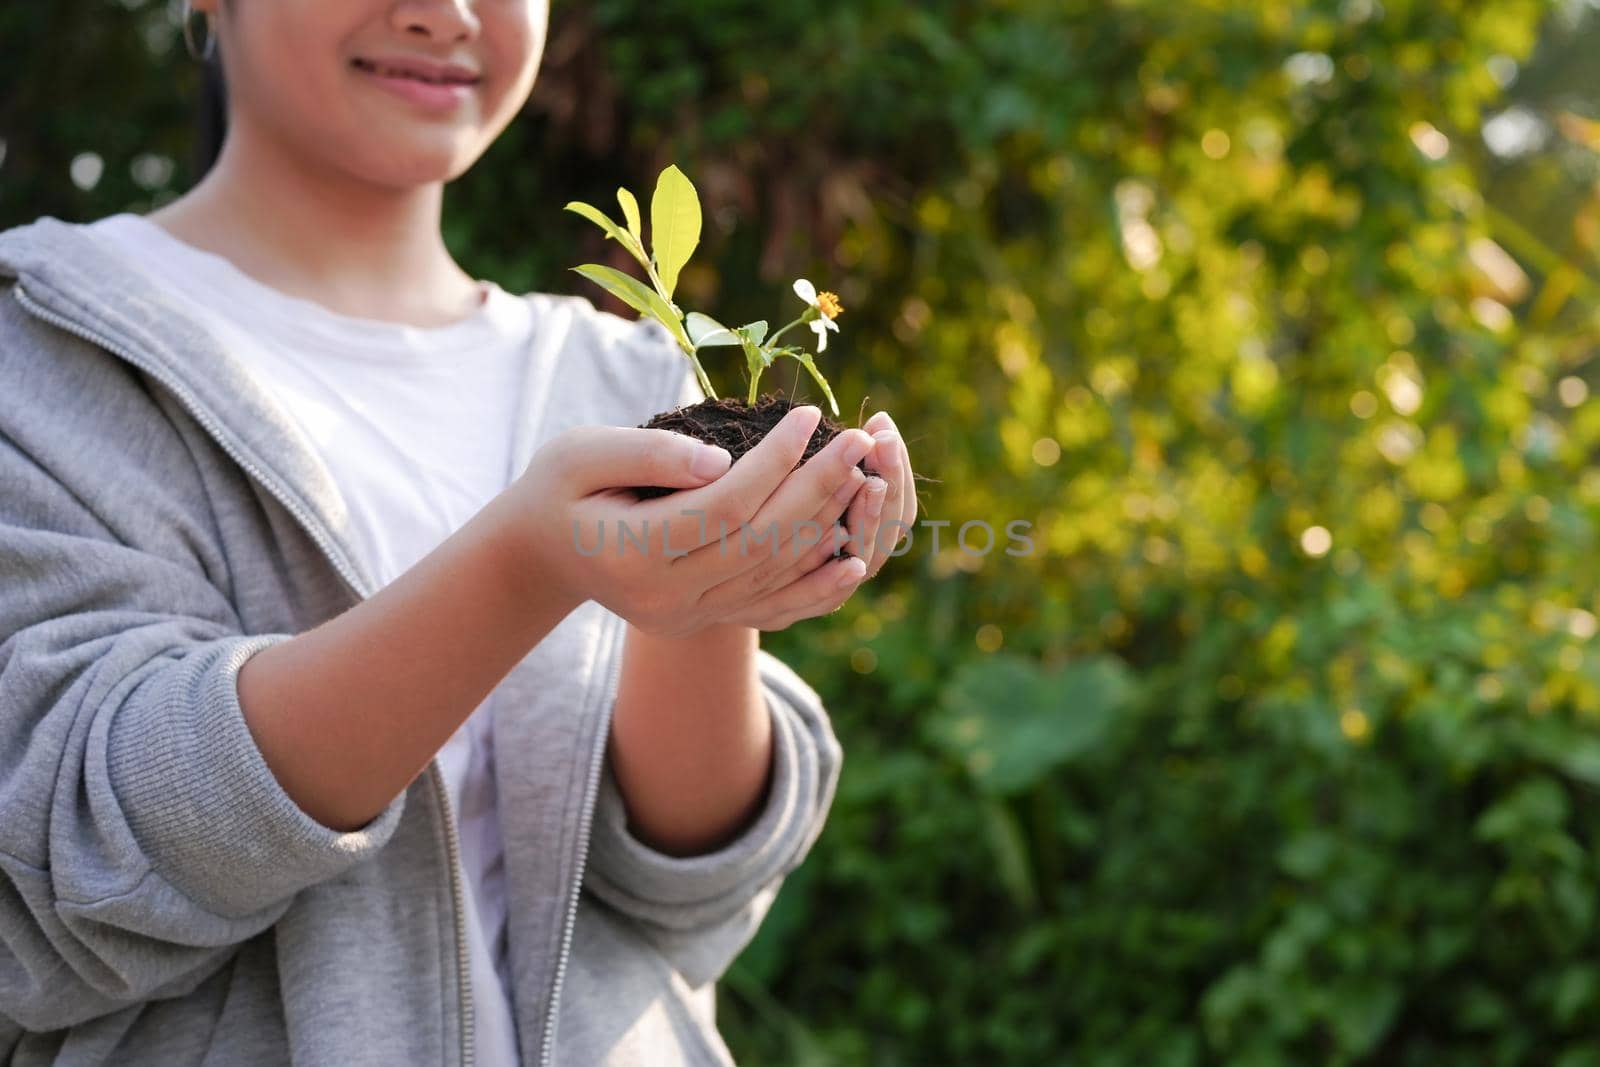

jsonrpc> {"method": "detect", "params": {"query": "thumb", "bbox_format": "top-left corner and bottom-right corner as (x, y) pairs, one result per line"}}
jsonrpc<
(553, 425), (732, 495)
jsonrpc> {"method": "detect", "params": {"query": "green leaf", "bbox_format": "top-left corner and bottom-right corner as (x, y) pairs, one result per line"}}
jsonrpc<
(742, 339), (767, 372)
(779, 349), (842, 417)
(981, 799), (1037, 913)
(686, 311), (739, 347)
(564, 201), (649, 270)
(742, 335), (775, 404)
(1554, 964), (1600, 1028)
(570, 264), (692, 352)
(649, 165), (702, 300)
(563, 200), (629, 244)
(930, 655), (1132, 795)
(616, 187), (642, 242)
(1328, 980), (1403, 1056)
(1277, 830), (1338, 879)
(571, 263), (656, 318)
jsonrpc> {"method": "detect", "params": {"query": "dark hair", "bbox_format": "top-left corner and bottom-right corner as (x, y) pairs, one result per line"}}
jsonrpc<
(193, 49), (228, 180)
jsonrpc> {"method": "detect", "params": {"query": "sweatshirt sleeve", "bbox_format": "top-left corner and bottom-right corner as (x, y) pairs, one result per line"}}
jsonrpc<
(0, 325), (405, 1031)
(582, 650), (843, 989)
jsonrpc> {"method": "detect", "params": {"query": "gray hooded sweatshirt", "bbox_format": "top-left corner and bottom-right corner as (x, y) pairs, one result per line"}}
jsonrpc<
(0, 217), (842, 1066)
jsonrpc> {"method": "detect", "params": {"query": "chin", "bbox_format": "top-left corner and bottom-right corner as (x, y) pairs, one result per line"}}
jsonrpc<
(347, 137), (484, 189)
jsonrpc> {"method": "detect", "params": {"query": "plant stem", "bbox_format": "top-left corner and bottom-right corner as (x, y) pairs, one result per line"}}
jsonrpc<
(766, 313), (809, 348)
(689, 353), (718, 401)
(640, 251), (715, 399)
(642, 256), (681, 318)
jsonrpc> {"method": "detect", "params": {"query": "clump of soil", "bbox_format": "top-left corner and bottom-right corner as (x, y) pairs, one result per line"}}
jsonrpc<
(633, 393), (877, 499)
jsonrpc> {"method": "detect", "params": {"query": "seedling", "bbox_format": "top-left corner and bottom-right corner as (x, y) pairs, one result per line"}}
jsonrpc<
(566, 164), (842, 417)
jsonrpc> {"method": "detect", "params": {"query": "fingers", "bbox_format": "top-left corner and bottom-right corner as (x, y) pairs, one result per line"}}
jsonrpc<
(553, 424), (732, 496)
(866, 431), (901, 572)
(861, 411), (914, 572)
(693, 466), (866, 613)
(643, 405), (821, 529)
(675, 420), (875, 582)
(775, 476), (871, 576)
(742, 424), (874, 551)
(842, 475), (888, 574)
(895, 430), (918, 530)
(721, 554), (868, 631)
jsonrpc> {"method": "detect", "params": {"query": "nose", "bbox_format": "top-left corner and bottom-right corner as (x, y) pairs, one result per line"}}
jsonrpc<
(391, 0), (480, 43)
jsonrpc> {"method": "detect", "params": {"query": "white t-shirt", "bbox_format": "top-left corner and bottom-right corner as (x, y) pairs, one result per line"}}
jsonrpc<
(89, 213), (531, 1066)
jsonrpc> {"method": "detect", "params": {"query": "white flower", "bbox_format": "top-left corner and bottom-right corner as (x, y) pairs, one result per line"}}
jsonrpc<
(793, 278), (843, 352)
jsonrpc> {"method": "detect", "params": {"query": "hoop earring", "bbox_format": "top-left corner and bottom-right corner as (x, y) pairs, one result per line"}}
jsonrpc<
(178, 0), (217, 62)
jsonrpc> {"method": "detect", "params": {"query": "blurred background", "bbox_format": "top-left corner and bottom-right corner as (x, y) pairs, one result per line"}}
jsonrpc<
(6, 0), (1600, 1062)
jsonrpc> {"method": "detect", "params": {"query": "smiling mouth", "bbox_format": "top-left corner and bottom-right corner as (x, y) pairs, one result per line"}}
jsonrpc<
(350, 57), (480, 87)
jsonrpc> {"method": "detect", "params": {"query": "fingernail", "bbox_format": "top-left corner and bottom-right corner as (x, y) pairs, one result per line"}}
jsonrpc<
(840, 431), (873, 467)
(867, 479), (887, 517)
(836, 557), (867, 588)
(833, 468), (865, 502)
(872, 429), (898, 448)
(691, 445), (731, 480)
(788, 405), (823, 435)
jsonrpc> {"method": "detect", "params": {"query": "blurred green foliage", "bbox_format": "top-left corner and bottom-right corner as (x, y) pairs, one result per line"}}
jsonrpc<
(6, 0), (1600, 1062)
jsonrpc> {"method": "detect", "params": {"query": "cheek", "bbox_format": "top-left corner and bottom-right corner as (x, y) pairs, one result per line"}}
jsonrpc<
(229, 29), (357, 145)
(264, 52), (474, 179)
(481, 8), (547, 119)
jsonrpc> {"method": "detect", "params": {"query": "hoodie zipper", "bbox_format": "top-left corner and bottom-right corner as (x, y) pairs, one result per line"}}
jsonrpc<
(12, 282), (477, 1067)
(430, 762), (476, 1067)
(538, 615), (627, 1067)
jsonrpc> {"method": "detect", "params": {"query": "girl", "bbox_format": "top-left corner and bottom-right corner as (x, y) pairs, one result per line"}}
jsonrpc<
(0, 0), (917, 1064)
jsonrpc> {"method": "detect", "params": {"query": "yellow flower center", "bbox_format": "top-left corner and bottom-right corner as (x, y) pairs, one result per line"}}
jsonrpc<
(815, 291), (844, 319)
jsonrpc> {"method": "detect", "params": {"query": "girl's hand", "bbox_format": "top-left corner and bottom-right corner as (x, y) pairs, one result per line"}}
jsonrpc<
(851, 410), (917, 579)
(702, 408), (918, 631)
(498, 406), (876, 637)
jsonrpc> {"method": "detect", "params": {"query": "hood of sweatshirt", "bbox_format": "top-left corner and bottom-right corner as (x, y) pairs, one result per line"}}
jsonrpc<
(0, 215), (401, 594)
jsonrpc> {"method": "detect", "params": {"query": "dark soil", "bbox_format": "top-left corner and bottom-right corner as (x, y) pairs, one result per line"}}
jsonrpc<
(632, 393), (878, 499)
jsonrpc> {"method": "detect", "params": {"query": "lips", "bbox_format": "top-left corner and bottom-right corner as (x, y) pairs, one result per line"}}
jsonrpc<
(350, 55), (481, 87)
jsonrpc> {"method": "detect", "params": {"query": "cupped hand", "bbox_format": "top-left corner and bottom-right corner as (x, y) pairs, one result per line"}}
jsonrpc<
(704, 407), (920, 631)
(498, 405), (876, 637)
(853, 409), (918, 578)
